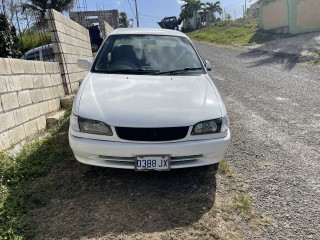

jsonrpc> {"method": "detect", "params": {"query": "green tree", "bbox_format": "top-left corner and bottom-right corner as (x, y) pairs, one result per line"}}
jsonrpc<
(179, 0), (203, 20)
(226, 13), (232, 21)
(180, 0), (203, 30)
(20, 29), (51, 53)
(118, 12), (129, 28)
(204, 1), (222, 23)
(0, 13), (21, 57)
(0, 0), (21, 24)
(22, 0), (75, 25)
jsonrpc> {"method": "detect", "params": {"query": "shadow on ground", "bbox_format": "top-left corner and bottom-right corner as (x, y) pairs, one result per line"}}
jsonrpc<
(239, 49), (299, 70)
(247, 31), (278, 45)
(17, 151), (217, 239)
(239, 31), (320, 70)
(1, 110), (218, 240)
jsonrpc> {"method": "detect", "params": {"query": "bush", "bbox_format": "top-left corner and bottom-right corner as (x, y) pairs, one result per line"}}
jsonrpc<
(20, 30), (52, 55)
(0, 13), (21, 58)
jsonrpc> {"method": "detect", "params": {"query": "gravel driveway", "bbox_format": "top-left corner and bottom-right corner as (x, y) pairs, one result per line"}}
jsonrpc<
(11, 42), (320, 240)
(195, 42), (320, 239)
(246, 31), (320, 61)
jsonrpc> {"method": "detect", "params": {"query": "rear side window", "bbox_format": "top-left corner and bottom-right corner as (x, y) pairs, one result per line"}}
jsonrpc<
(25, 50), (40, 60)
(42, 47), (55, 61)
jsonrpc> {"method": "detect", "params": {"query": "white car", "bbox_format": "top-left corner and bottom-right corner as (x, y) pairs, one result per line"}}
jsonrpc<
(21, 44), (55, 62)
(69, 28), (230, 171)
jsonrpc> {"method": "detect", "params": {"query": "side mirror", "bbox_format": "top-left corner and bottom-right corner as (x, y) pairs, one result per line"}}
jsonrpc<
(204, 60), (212, 71)
(77, 58), (92, 70)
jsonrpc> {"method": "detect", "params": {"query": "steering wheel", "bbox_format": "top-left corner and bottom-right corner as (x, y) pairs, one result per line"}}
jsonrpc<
(114, 58), (138, 68)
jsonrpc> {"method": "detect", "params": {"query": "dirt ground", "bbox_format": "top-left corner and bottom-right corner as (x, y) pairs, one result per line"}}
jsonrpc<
(18, 151), (263, 240)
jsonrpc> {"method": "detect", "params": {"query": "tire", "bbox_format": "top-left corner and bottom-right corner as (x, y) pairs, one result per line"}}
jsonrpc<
(92, 43), (99, 52)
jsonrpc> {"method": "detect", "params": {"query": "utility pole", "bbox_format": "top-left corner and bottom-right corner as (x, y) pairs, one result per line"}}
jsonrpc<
(234, 10), (237, 20)
(134, 0), (139, 28)
(245, 0), (247, 13)
(244, 0), (247, 25)
(243, 4), (245, 26)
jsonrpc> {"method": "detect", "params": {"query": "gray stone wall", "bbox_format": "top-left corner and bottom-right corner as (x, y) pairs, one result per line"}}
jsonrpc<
(47, 9), (92, 94)
(101, 21), (114, 39)
(69, 10), (119, 29)
(0, 58), (64, 151)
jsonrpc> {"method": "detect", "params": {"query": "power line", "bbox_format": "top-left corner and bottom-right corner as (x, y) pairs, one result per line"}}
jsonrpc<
(114, 0), (126, 14)
(126, 0), (135, 16)
(139, 14), (158, 21)
(120, 0), (134, 23)
(139, 13), (163, 19)
(119, 0), (130, 15)
(139, 17), (156, 22)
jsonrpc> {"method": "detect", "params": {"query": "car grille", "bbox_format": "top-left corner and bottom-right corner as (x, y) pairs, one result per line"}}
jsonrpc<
(115, 126), (189, 141)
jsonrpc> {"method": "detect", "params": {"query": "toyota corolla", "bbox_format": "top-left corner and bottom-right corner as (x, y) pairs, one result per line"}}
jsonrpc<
(69, 28), (230, 171)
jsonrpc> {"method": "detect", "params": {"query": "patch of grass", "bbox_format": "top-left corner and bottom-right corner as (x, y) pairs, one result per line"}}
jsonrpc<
(260, 216), (277, 227)
(188, 21), (276, 46)
(0, 109), (71, 239)
(218, 160), (234, 178)
(310, 52), (320, 65)
(234, 193), (252, 215)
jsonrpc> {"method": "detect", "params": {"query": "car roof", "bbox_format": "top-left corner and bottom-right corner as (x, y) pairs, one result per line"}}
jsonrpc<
(163, 16), (177, 19)
(110, 28), (187, 38)
(24, 44), (52, 55)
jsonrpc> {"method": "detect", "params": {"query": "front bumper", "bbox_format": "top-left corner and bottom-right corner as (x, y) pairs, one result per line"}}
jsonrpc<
(69, 129), (231, 169)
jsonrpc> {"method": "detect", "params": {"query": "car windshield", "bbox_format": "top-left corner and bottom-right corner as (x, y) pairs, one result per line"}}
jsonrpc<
(92, 34), (204, 75)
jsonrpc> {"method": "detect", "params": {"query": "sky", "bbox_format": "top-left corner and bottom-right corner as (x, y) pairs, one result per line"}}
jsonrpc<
(79, 0), (258, 28)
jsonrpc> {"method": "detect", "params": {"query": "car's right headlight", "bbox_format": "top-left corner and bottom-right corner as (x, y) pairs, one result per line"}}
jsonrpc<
(70, 113), (113, 136)
(191, 115), (229, 135)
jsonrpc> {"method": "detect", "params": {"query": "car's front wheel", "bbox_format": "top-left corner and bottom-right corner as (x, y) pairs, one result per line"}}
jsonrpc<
(92, 43), (99, 52)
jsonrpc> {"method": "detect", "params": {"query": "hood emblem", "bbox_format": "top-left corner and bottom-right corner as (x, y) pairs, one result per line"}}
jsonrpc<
(152, 130), (158, 138)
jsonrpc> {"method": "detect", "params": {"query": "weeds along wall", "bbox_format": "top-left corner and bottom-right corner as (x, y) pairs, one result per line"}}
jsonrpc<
(0, 58), (65, 151)
(47, 9), (93, 95)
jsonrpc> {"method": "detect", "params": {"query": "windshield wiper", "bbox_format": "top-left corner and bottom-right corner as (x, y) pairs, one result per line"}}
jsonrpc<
(156, 67), (203, 75)
(104, 68), (160, 75)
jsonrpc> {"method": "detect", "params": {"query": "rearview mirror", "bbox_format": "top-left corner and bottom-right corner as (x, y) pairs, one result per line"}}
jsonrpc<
(77, 58), (92, 70)
(204, 60), (212, 71)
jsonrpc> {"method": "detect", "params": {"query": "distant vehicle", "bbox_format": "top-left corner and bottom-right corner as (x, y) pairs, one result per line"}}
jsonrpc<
(158, 16), (182, 30)
(87, 25), (104, 52)
(21, 44), (55, 62)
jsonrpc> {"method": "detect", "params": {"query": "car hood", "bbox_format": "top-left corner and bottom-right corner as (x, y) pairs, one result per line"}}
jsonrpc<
(78, 73), (222, 127)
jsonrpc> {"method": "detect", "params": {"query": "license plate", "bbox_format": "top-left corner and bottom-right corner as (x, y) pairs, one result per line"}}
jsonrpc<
(135, 155), (170, 171)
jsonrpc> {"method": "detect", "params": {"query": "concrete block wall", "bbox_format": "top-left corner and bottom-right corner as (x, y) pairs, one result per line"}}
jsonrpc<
(0, 58), (64, 151)
(260, 0), (320, 34)
(101, 21), (114, 38)
(69, 10), (119, 29)
(47, 9), (92, 95)
(260, 0), (288, 31)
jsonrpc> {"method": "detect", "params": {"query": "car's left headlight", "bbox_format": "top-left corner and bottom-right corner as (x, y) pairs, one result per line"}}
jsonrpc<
(191, 116), (229, 135)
